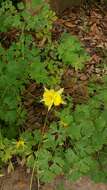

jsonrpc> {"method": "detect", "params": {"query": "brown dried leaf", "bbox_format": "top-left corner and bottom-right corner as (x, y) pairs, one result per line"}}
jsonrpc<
(64, 21), (75, 28)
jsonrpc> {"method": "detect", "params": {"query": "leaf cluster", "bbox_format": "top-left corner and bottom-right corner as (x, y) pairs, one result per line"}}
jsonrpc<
(0, 77), (107, 182)
(58, 33), (90, 70)
(0, 0), (106, 185)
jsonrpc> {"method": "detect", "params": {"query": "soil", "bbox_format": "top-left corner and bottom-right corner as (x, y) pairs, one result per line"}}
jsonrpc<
(42, 176), (107, 190)
(0, 167), (37, 190)
(0, 167), (107, 190)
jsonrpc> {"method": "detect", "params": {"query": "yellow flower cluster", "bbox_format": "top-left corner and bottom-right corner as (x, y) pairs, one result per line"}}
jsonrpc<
(42, 88), (65, 110)
(16, 140), (25, 148)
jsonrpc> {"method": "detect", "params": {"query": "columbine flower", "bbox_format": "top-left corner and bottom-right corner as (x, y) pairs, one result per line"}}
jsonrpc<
(16, 139), (25, 148)
(41, 88), (65, 110)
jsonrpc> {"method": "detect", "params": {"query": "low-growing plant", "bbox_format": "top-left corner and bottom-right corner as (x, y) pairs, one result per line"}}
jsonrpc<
(0, 42), (28, 125)
(58, 33), (90, 70)
(0, 0), (90, 128)
(1, 0), (107, 188)
(0, 76), (107, 184)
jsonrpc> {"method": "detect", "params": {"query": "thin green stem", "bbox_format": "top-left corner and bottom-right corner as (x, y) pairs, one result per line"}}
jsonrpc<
(41, 110), (49, 135)
(30, 161), (36, 190)
(29, 109), (49, 190)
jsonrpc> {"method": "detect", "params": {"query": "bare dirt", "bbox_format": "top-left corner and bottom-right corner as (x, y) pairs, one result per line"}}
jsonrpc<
(42, 176), (107, 190)
(1, 167), (107, 190)
(0, 167), (37, 190)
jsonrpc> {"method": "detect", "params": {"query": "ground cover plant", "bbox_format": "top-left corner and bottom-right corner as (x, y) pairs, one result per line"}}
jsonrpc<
(0, 0), (107, 189)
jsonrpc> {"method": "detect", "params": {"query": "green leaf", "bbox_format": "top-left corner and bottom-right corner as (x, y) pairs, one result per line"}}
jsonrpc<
(65, 149), (79, 164)
(81, 120), (95, 138)
(95, 116), (106, 131)
(50, 163), (62, 175)
(31, 0), (43, 7)
(27, 155), (35, 168)
(40, 169), (55, 183)
(68, 123), (81, 140)
(90, 169), (107, 183)
(58, 33), (90, 70)
(67, 170), (82, 182)
(17, 2), (25, 10)
(30, 61), (49, 84)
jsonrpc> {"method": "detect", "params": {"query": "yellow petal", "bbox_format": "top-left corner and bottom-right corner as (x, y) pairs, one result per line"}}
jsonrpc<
(42, 89), (55, 110)
(42, 87), (65, 110)
(57, 88), (64, 95)
(44, 87), (49, 92)
(54, 94), (63, 106)
(16, 140), (25, 148)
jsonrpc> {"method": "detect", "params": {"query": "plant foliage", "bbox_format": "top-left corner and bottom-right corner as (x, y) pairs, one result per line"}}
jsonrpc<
(0, 0), (107, 186)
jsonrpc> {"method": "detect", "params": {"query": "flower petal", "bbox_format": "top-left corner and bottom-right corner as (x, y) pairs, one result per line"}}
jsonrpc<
(57, 88), (64, 95)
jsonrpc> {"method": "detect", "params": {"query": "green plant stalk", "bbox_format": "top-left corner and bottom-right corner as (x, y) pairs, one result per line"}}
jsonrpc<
(30, 110), (49, 190)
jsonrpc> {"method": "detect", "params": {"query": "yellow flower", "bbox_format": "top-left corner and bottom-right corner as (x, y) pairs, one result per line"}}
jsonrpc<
(16, 140), (25, 148)
(60, 121), (68, 128)
(41, 88), (65, 110)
